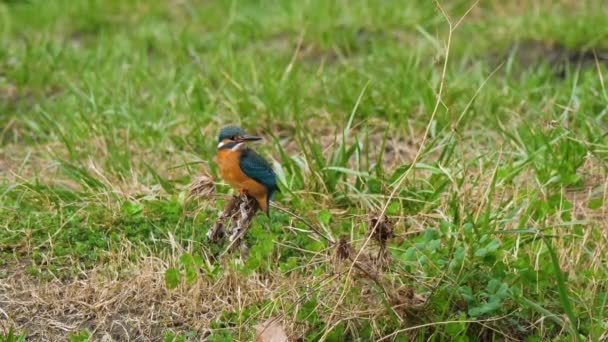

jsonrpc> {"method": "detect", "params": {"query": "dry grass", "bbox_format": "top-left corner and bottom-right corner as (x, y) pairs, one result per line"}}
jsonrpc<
(0, 234), (429, 341)
(1, 257), (274, 340)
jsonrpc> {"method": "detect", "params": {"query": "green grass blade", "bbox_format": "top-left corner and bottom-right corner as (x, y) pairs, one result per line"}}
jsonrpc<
(543, 235), (579, 339)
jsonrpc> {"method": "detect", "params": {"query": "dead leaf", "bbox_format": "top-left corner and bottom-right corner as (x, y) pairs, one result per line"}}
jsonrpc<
(369, 215), (394, 246)
(335, 235), (354, 260)
(255, 317), (288, 342)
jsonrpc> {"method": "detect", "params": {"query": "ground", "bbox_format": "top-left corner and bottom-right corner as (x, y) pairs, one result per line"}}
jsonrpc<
(1, 0), (607, 341)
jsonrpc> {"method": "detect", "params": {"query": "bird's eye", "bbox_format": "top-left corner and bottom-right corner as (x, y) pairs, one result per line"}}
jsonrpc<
(232, 136), (238, 140)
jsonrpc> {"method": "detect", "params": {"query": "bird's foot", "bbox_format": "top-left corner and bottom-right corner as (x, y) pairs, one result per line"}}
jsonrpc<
(239, 188), (248, 197)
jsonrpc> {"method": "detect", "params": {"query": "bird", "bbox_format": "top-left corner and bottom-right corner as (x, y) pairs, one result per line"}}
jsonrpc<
(216, 126), (279, 217)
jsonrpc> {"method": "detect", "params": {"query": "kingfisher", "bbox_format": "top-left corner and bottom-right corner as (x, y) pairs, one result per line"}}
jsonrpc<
(216, 126), (279, 216)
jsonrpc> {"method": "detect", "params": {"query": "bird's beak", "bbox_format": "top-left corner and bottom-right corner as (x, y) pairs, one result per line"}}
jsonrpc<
(239, 135), (262, 142)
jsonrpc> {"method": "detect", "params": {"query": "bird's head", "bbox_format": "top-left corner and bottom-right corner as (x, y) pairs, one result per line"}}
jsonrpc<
(217, 126), (262, 151)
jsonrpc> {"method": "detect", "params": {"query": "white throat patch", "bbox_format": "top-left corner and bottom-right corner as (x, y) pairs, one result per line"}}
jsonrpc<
(231, 142), (245, 151)
(217, 141), (226, 148)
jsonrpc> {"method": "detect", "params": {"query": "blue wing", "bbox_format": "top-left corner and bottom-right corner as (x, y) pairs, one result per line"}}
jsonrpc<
(239, 149), (279, 196)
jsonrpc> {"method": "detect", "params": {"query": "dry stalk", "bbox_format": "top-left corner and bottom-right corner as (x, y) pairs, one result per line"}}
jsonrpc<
(203, 192), (259, 256)
(369, 215), (395, 269)
(206, 195), (240, 243)
(223, 195), (259, 255)
(333, 234), (425, 322)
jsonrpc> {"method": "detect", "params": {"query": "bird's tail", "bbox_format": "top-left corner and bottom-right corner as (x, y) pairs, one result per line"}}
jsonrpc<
(266, 189), (277, 217)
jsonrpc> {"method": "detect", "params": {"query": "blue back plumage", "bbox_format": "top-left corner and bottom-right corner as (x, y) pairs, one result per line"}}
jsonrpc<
(239, 148), (279, 198)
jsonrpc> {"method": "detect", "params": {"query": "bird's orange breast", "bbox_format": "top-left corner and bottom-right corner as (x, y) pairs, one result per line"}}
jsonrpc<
(218, 149), (249, 188)
(217, 149), (269, 212)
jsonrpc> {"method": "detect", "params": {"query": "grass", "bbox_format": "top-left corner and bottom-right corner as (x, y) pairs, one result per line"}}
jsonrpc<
(1, 0), (607, 340)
